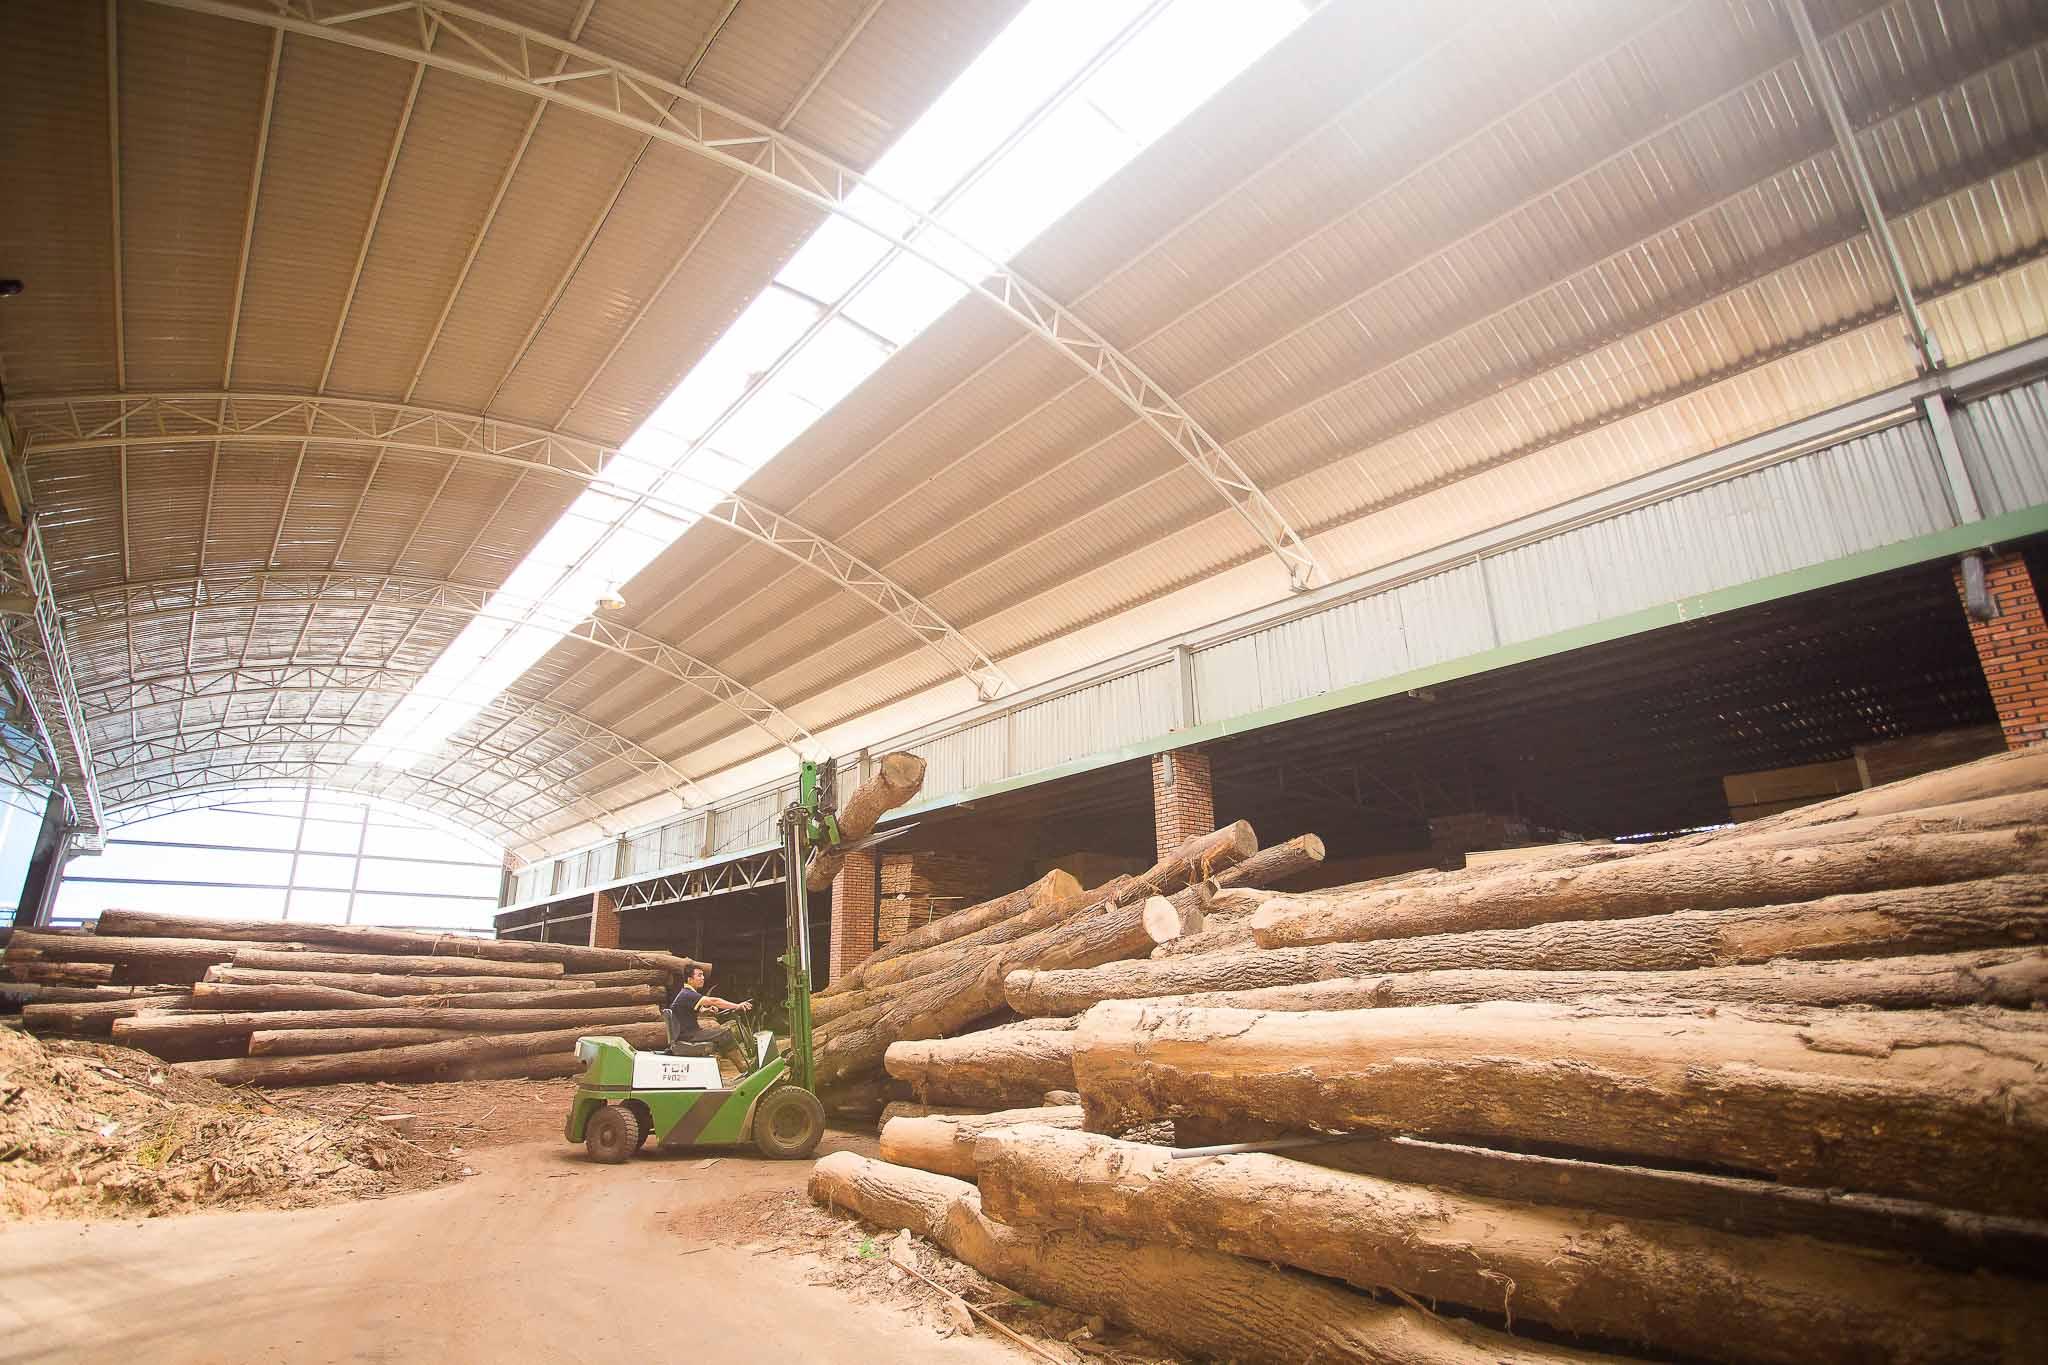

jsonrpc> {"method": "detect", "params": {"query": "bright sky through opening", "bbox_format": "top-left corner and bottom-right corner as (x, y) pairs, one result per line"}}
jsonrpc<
(356, 0), (1309, 781)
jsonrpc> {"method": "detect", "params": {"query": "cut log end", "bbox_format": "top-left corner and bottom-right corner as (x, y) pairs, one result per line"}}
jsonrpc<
(1142, 894), (1201, 946)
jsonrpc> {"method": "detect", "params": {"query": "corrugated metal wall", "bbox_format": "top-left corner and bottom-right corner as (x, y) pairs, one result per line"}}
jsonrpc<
(509, 377), (2047, 909)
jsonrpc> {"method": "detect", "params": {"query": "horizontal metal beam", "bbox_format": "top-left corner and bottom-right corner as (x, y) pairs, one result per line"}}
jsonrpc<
(10, 390), (1010, 698)
(138, 0), (1322, 590)
(60, 570), (817, 756)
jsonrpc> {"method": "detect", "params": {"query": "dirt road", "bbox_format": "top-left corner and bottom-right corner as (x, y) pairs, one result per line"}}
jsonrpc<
(0, 1131), (1017, 1364)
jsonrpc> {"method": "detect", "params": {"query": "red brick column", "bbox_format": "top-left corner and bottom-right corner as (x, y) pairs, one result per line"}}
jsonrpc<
(827, 848), (881, 984)
(1956, 552), (2048, 749)
(589, 889), (621, 950)
(1152, 746), (1216, 861)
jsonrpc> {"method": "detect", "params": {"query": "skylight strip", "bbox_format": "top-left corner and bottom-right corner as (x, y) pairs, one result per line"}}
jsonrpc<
(359, 0), (1310, 784)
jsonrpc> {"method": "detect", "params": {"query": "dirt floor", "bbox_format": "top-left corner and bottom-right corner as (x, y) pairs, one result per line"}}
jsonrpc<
(0, 1066), (1177, 1365)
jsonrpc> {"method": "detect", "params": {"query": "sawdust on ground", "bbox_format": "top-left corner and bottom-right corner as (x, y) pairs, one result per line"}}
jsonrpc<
(0, 1026), (462, 1220)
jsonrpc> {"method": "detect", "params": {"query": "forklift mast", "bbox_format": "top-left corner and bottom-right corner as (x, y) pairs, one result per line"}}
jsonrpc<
(777, 760), (832, 1094)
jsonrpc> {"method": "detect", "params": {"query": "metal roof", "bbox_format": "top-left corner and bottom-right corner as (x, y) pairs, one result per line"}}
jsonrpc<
(2, 0), (2045, 855)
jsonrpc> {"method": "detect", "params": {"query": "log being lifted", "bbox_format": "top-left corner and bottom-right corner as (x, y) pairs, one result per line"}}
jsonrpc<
(805, 752), (926, 892)
(1072, 1000), (2048, 1219)
(822, 868), (1085, 995)
(1135, 947), (2048, 1015)
(232, 948), (563, 979)
(190, 980), (662, 1012)
(1254, 826), (2048, 948)
(879, 1105), (1083, 1178)
(91, 908), (707, 978)
(1006, 874), (2048, 1015)
(974, 1126), (2045, 1365)
(809, 1153), (1614, 1365)
(885, 1028), (1078, 1108)
(176, 1020), (669, 1087)
(113, 1003), (660, 1052)
(205, 966), (654, 995)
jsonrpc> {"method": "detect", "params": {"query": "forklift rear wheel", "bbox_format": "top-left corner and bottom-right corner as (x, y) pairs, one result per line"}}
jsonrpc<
(585, 1104), (639, 1163)
(752, 1086), (825, 1159)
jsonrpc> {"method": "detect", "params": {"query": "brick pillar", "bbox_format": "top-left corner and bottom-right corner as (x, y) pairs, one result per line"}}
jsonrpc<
(589, 889), (621, 950)
(1151, 746), (1216, 860)
(827, 848), (881, 984)
(1956, 552), (2048, 750)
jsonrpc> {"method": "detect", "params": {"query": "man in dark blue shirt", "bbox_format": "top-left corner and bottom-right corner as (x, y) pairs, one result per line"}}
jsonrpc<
(668, 965), (749, 1059)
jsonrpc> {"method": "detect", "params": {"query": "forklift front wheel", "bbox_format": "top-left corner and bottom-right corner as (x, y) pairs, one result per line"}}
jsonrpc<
(585, 1104), (640, 1164)
(752, 1086), (825, 1160)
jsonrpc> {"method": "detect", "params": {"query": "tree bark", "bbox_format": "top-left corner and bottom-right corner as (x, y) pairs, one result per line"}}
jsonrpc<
(557, 969), (675, 987)
(1006, 875), (2048, 1015)
(231, 948), (563, 979)
(809, 1152), (1614, 1365)
(5, 960), (119, 985)
(175, 1020), (669, 1086)
(1738, 744), (2048, 834)
(885, 1029), (1078, 1108)
(5, 984), (183, 1004)
(204, 966), (641, 995)
(91, 908), (706, 978)
(823, 869), (1086, 993)
(248, 1026), (472, 1055)
(20, 994), (191, 1035)
(812, 879), (1126, 1018)
(1073, 1000), (2048, 1218)
(974, 1127), (2045, 1365)
(879, 1105), (1083, 1178)
(1136, 948), (2048, 1014)
(1266, 1133), (2048, 1280)
(190, 980), (661, 1012)
(113, 1003), (659, 1056)
(805, 752), (926, 891)
(1254, 828), (2048, 948)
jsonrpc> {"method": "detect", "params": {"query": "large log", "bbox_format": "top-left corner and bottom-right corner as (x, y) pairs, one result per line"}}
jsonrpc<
(1254, 827), (2048, 948)
(879, 1105), (1083, 1178)
(813, 879), (1127, 1015)
(814, 894), (1176, 1086)
(91, 908), (707, 978)
(176, 1021), (668, 1086)
(4, 959), (116, 985)
(877, 1101), (978, 1129)
(231, 948), (563, 979)
(1006, 875), (2048, 1015)
(823, 868), (1087, 994)
(1268, 1133), (2048, 1280)
(20, 994), (191, 1035)
(1114, 820), (1256, 904)
(10, 930), (303, 981)
(190, 981), (661, 1012)
(974, 1127), (2044, 1365)
(204, 966), (638, 995)
(113, 1003), (659, 1054)
(1136, 948), (2048, 1014)
(885, 1029), (1077, 1108)
(4, 984), (183, 1004)
(805, 752), (926, 891)
(809, 1153), (1612, 1365)
(249, 1026), (471, 1055)
(1743, 744), (2048, 833)
(1073, 1000), (2048, 1218)
(557, 969), (674, 987)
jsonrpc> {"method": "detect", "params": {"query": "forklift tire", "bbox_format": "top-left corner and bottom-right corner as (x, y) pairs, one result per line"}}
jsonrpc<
(625, 1100), (654, 1149)
(585, 1104), (639, 1164)
(752, 1086), (825, 1160)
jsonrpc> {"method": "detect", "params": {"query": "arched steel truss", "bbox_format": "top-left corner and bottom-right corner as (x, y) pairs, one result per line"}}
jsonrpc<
(10, 390), (1012, 700)
(106, 779), (509, 860)
(137, 0), (1323, 591)
(98, 752), (556, 845)
(80, 658), (707, 819)
(60, 570), (819, 756)
(0, 519), (105, 846)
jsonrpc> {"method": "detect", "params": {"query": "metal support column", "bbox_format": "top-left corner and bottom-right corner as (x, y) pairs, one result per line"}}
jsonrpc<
(15, 791), (71, 929)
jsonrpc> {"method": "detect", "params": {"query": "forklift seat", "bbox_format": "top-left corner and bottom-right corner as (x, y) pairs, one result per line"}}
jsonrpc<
(662, 1008), (728, 1057)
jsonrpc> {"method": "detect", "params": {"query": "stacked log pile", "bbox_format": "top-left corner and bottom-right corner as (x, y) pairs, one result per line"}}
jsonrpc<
(811, 749), (2048, 1363)
(3, 910), (706, 1087)
(812, 819), (1329, 1103)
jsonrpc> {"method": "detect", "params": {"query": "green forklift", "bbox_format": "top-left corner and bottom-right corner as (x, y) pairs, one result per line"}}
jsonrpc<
(564, 761), (858, 1163)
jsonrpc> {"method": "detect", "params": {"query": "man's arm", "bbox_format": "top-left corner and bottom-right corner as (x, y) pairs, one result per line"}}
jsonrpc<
(701, 994), (750, 1012)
